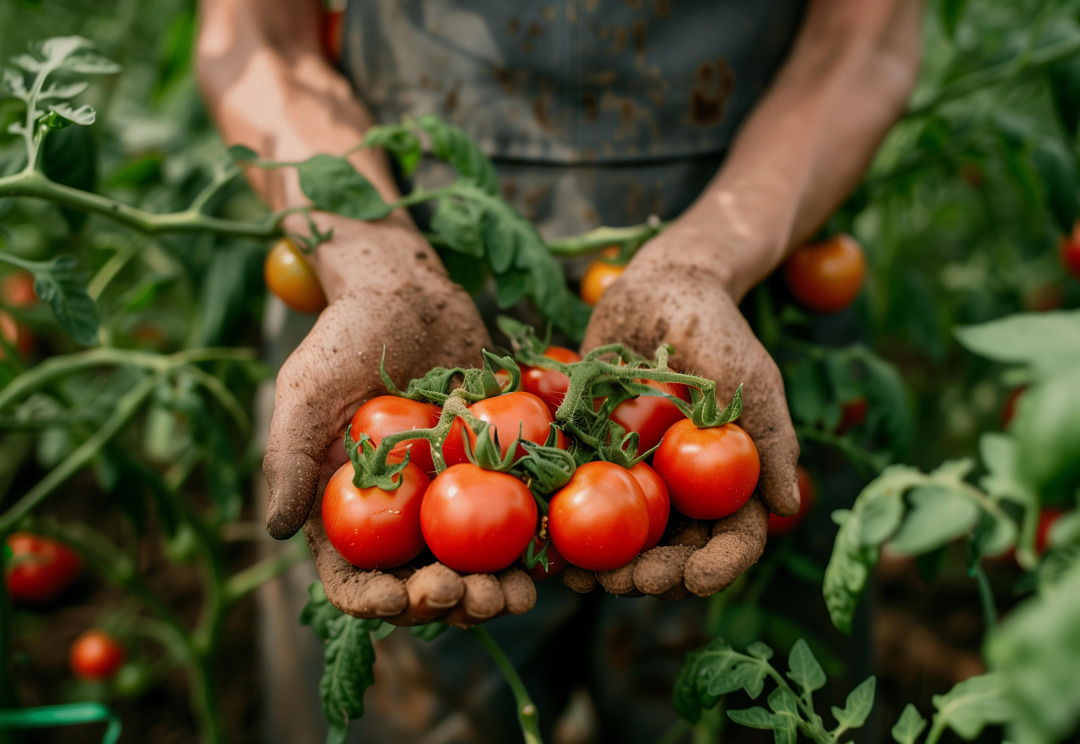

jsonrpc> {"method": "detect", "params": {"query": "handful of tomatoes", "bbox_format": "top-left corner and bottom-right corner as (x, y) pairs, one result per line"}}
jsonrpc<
(319, 327), (761, 594)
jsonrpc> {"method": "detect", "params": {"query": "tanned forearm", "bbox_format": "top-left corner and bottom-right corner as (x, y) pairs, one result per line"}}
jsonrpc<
(665, 0), (924, 301)
(194, 0), (437, 302)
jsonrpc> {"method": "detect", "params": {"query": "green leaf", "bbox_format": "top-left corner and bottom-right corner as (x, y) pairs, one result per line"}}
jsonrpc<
(37, 36), (93, 62)
(860, 350), (914, 459)
(939, 0), (968, 38)
(858, 493), (905, 545)
(888, 486), (981, 555)
(986, 558), (1080, 740)
(931, 673), (1013, 740)
(41, 103), (96, 128)
(415, 115), (498, 194)
(786, 639), (826, 695)
(1032, 138), (1080, 234)
(363, 126), (421, 176)
(2, 68), (28, 98)
(19, 255), (98, 345)
(674, 639), (771, 723)
(39, 81), (89, 100)
(978, 433), (1033, 509)
(227, 144), (258, 162)
(832, 676), (875, 731)
(63, 52), (122, 75)
(891, 704), (927, 744)
(784, 358), (830, 428)
(746, 642), (774, 661)
(727, 707), (774, 729)
(1049, 56), (1080, 136)
(955, 311), (1080, 375)
(1012, 369), (1080, 502)
(431, 197), (485, 257)
(295, 154), (392, 221)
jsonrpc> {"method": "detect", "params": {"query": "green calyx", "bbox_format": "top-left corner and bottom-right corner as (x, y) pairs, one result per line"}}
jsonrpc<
(345, 428), (409, 491)
(378, 347), (520, 404)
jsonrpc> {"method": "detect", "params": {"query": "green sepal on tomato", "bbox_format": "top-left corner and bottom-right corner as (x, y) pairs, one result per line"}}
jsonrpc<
(349, 396), (441, 474)
(442, 391), (568, 467)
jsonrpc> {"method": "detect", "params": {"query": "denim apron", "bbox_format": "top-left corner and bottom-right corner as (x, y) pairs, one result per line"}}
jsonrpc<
(259, 3), (808, 742)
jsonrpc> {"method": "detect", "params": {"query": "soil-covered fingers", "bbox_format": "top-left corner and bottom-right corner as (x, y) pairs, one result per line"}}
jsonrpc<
(303, 517), (409, 618)
(683, 498), (768, 597)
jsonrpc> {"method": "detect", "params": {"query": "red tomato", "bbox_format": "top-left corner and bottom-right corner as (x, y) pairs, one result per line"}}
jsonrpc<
(782, 234), (867, 313)
(609, 380), (688, 454)
(768, 465), (816, 536)
(1, 272), (36, 307)
(523, 536), (568, 580)
(321, 460), (429, 570)
(421, 464), (538, 573)
(442, 392), (566, 466)
(1001, 387), (1025, 429)
(5, 532), (82, 604)
(627, 462), (670, 551)
(0, 312), (33, 359)
(520, 346), (582, 417)
(350, 396), (441, 473)
(653, 420), (760, 520)
(548, 461), (650, 571)
(320, 9), (344, 63)
(1060, 224), (1080, 279)
(1035, 508), (1065, 556)
(835, 397), (868, 435)
(70, 630), (125, 681)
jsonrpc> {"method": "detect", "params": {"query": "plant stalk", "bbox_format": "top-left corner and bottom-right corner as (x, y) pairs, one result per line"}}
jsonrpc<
(469, 626), (543, 744)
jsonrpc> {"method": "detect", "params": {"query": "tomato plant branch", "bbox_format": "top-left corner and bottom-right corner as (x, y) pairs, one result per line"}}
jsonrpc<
(468, 627), (543, 744)
(0, 374), (158, 533)
(970, 561), (998, 633)
(545, 217), (666, 256)
(223, 542), (309, 604)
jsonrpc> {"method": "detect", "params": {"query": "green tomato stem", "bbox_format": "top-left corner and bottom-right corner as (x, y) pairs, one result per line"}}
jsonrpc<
(544, 219), (667, 257)
(970, 561), (998, 633)
(468, 626), (544, 744)
(223, 542), (308, 604)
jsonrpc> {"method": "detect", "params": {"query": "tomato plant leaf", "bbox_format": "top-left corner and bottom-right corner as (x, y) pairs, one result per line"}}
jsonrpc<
(415, 115), (497, 195)
(431, 197), (485, 258)
(888, 486), (981, 555)
(891, 704), (927, 744)
(674, 639), (772, 723)
(227, 144), (257, 163)
(930, 673), (1013, 740)
(2, 67), (28, 98)
(955, 311), (1080, 375)
(726, 707), (773, 729)
(1049, 56), (1080, 136)
(831, 676), (875, 732)
(1012, 368), (1080, 502)
(0, 255), (99, 345)
(978, 433), (1033, 508)
(939, 0), (968, 39)
(295, 154), (392, 221)
(786, 639), (825, 695)
(362, 125), (421, 176)
(1031, 138), (1080, 234)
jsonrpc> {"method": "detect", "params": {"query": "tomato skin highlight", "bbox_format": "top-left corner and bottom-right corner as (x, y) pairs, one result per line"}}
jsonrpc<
(782, 234), (867, 314)
(653, 421), (760, 520)
(627, 462), (670, 551)
(350, 396), (441, 474)
(520, 346), (582, 417)
(70, 630), (126, 681)
(580, 259), (625, 306)
(442, 391), (566, 467)
(767, 465), (815, 536)
(5, 532), (82, 604)
(421, 464), (538, 573)
(548, 461), (650, 571)
(609, 380), (689, 454)
(322, 461), (429, 570)
(264, 238), (328, 314)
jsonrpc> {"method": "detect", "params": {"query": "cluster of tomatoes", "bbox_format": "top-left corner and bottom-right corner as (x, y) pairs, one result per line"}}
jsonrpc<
(321, 344), (763, 580)
(5, 532), (126, 680)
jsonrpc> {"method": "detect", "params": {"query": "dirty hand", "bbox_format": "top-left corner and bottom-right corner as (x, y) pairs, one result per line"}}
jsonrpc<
(576, 219), (801, 598)
(263, 225), (536, 626)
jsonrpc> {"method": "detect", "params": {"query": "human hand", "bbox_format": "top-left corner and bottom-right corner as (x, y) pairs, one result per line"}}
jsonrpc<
(576, 220), (800, 598)
(263, 225), (536, 626)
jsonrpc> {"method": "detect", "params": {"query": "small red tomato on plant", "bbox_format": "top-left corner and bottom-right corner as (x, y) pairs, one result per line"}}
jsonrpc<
(420, 464), (538, 573)
(350, 396), (441, 474)
(442, 391), (566, 467)
(767, 465), (816, 537)
(1035, 508), (1065, 556)
(70, 630), (126, 681)
(653, 420), (760, 520)
(1060, 222), (1080, 279)
(520, 346), (581, 417)
(609, 380), (689, 454)
(321, 460), (429, 570)
(320, 9), (344, 62)
(548, 461), (650, 571)
(627, 461), (670, 551)
(1001, 387), (1025, 429)
(5, 532), (82, 604)
(264, 238), (328, 314)
(1, 271), (37, 308)
(835, 397), (868, 435)
(523, 536), (568, 580)
(782, 234), (867, 314)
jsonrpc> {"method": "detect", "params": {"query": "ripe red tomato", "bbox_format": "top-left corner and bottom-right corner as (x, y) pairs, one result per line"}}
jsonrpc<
(1060, 224), (1080, 279)
(5, 532), (82, 604)
(420, 464), (538, 573)
(548, 461), (650, 571)
(627, 461), (671, 551)
(0, 312), (33, 359)
(350, 396), (441, 473)
(609, 380), (688, 454)
(1035, 508), (1065, 556)
(321, 460), (429, 570)
(70, 630), (126, 681)
(835, 397), (868, 435)
(523, 536), (568, 580)
(1001, 387), (1025, 429)
(320, 9), (344, 62)
(767, 465), (816, 536)
(520, 346), (582, 416)
(580, 258), (625, 307)
(1, 272), (36, 307)
(442, 392), (566, 466)
(264, 238), (328, 314)
(653, 420), (760, 520)
(782, 234), (867, 313)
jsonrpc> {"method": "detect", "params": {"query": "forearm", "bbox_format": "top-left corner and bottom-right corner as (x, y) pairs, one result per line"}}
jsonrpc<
(670, 0), (923, 300)
(195, 0), (434, 300)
